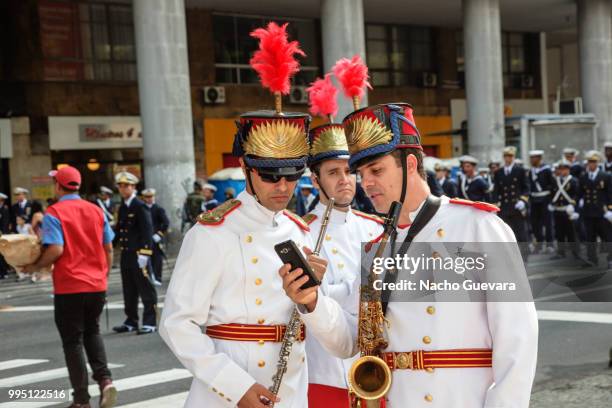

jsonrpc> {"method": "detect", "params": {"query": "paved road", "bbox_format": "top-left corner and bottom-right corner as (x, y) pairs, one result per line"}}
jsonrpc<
(0, 254), (611, 407)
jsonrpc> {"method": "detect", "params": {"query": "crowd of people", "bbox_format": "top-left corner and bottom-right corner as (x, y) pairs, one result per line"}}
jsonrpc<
(432, 144), (612, 268)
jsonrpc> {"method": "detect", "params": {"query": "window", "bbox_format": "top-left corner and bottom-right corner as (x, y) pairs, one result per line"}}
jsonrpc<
(213, 14), (320, 85)
(456, 31), (529, 88)
(79, 2), (136, 81)
(366, 24), (433, 87)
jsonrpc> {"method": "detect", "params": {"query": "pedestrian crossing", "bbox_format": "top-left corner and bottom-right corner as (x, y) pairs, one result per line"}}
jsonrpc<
(0, 359), (190, 407)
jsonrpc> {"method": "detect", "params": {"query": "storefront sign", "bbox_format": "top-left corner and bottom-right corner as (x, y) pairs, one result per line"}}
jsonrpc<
(49, 116), (143, 150)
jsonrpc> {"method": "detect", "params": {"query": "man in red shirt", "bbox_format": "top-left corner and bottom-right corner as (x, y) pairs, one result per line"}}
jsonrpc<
(24, 166), (117, 408)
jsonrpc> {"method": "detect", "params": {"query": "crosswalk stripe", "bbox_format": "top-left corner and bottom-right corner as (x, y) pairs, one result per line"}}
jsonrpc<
(0, 303), (166, 312)
(0, 359), (48, 371)
(538, 310), (612, 324)
(0, 363), (123, 388)
(0, 368), (192, 408)
(117, 391), (189, 407)
(535, 283), (612, 301)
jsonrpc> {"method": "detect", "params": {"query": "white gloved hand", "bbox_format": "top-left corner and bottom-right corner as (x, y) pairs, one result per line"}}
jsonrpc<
(604, 211), (612, 223)
(152, 234), (162, 243)
(515, 200), (526, 211)
(137, 254), (149, 269)
(565, 204), (575, 215)
(579, 198), (584, 208)
(569, 213), (580, 221)
(547, 204), (555, 212)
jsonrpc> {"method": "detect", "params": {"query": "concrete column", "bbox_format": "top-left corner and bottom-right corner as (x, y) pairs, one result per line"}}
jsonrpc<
(321, 0), (368, 121)
(577, 0), (612, 146)
(133, 0), (195, 239)
(462, 0), (505, 163)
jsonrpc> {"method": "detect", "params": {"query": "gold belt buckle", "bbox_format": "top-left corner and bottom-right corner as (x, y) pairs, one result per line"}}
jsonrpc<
(395, 351), (414, 370)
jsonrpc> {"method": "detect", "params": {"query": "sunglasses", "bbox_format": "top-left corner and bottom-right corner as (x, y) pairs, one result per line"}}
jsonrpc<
(251, 168), (304, 183)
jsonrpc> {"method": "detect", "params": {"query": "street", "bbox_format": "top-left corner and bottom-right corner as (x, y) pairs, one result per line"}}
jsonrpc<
(1, 254), (611, 408)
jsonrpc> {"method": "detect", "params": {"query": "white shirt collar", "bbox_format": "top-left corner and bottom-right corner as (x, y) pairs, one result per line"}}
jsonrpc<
(237, 190), (283, 227)
(312, 201), (350, 224)
(124, 193), (136, 207)
(409, 198), (427, 223)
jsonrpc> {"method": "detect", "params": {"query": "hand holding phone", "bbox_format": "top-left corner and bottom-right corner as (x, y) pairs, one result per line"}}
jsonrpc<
(274, 240), (321, 289)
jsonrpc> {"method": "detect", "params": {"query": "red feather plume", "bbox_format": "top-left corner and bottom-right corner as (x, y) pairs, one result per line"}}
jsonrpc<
(249, 22), (305, 95)
(306, 74), (338, 119)
(332, 55), (372, 100)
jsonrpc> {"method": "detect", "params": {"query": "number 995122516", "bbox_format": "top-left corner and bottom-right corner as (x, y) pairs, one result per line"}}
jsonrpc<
(5, 388), (68, 402)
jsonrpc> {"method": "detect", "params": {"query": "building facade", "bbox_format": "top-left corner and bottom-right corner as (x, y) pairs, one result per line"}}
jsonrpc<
(0, 0), (610, 231)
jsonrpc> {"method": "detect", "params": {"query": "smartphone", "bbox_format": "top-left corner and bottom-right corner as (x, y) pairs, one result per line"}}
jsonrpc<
(274, 240), (321, 289)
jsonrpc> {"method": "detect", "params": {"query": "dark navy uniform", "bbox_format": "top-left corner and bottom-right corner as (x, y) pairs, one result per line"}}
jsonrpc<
(570, 161), (584, 178)
(115, 195), (157, 330)
(493, 164), (530, 246)
(578, 169), (612, 264)
(528, 164), (555, 248)
(0, 201), (9, 234)
(457, 174), (489, 202)
(604, 160), (612, 173)
(440, 177), (458, 198)
(427, 170), (443, 197)
(146, 203), (169, 282)
(0, 199), (9, 279)
(550, 173), (580, 257)
(11, 200), (32, 232)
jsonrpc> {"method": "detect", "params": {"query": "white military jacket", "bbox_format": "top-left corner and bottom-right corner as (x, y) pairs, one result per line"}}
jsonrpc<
(300, 196), (539, 408)
(304, 202), (383, 390)
(160, 191), (314, 408)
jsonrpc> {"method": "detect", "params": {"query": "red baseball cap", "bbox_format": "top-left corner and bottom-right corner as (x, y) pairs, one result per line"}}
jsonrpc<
(49, 166), (81, 190)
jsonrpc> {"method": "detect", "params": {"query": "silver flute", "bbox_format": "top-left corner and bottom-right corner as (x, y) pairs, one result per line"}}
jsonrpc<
(268, 198), (335, 405)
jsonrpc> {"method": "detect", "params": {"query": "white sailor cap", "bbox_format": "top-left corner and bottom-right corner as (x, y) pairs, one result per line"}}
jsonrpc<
(141, 188), (156, 197)
(604, 141), (612, 149)
(585, 150), (601, 162)
(434, 162), (449, 171)
(529, 150), (544, 157)
(556, 159), (572, 168)
(478, 167), (490, 173)
(100, 186), (114, 195)
(0, 192), (7, 200)
(502, 146), (517, 156)
(13, 187), (29, 195)
(300, 183), (314, 189)
(459, 155), (478, 165)
(115, 171), (139, 185)
(562, 147), (578, 155)
(202, 183), (217, 192)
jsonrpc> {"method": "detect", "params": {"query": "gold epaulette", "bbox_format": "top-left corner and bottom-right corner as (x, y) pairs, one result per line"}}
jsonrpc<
(282, 209), (310, 232)
(197, 199), (241, 226)
(353, 209), (384, 224)
(302, 213), (318, 225)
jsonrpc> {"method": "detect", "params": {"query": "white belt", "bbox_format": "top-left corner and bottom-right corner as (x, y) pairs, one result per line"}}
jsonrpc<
(553, 206), (568, 212)
(531, 191), (551, 198)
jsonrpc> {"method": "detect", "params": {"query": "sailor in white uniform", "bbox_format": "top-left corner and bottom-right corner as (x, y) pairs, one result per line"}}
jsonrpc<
(280, 103), (538, 408)
(303, 122), (383, 407)
(160, 108), (328, 408)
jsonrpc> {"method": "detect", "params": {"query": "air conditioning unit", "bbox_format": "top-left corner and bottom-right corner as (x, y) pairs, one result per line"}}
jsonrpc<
(289, 86), (308, 104)
(555, 97), (583, 114)
(422, 72), (437, 88)
(203, 86), (226, 104)
(520, 74), (534, 89)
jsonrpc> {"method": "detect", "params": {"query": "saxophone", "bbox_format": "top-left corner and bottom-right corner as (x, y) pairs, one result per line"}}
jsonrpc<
(269, 198), (335, 405)
(348, 201), (402, 408)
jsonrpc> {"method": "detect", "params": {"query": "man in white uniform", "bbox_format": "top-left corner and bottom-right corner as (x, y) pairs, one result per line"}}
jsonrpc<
(280, 103), (538, 407)
(303, 122), (383, 407)
(160, 108), (328, 408)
